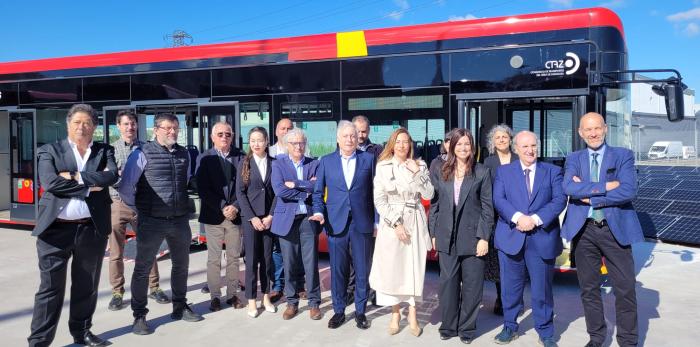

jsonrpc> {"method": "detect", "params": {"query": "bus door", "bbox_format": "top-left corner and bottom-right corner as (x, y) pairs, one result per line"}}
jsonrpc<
(0, 110), (10, 215)
(198, 102), (240, 151)
(8, 109), (37, 221)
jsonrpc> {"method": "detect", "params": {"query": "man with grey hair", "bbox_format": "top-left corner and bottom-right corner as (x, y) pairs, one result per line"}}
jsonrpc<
(29, 103), (118, 347)
(271, 128), (322, 320)
(119, 113), (203, 335)
(311, 120), (376, 329)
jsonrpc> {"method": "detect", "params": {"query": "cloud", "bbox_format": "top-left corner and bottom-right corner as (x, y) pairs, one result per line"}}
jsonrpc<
(547, 0), (574, 8)
(667, 8), (700, 22)
(448, 14), (479, 21)
(387, 0), (410, 21)
(684, 22), (700, 36)
(600, 0), (625, 8)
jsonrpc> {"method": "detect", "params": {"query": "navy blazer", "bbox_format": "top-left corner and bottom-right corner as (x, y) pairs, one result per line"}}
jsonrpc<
(195, 147), (243, 225)
(493, 160), (567, 259)
(235, 155), (276, 219)
(561, 145), (643, 246)
(270, 155), (320, 236)
(34, 139), (118, 237)
(312, 150), (375, 236)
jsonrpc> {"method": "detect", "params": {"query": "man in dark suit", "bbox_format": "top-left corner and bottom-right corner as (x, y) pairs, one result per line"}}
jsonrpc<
(195, 121), (245, 312)
(270, 128), (322, 320)
(28, 104), (118, 347)
(310, 120), (376, 330)
(492, 131), (567, 347)
(561, 112), (643, 347)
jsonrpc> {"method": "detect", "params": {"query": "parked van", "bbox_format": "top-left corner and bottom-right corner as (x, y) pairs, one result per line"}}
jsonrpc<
(683, 146), (696, 159)
(648, 141), (683, 159)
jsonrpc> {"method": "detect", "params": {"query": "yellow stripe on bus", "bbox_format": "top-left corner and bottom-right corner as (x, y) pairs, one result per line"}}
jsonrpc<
(336, 31), (368, 58)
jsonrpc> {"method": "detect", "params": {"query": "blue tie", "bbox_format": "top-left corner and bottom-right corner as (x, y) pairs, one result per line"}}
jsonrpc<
(590, 153), (605, 222)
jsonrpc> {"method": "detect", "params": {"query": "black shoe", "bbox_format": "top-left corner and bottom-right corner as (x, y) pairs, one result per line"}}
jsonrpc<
(73, 331), (109, 346)
(172, 303), (204, 322)
(460, 336), (474, 344)
(201, 285), (210, 294)
(226, 296), (244, 309)
(355, 313), (371, 330)
(132, 316), (152, 335)
(209, 297), (222, 312)
(148, 288), (171, 304)
(440, 333), (454, 340)
(328, 312), (346, 329)
(108, 293), (124, 311)
(369, 290), (378, 306)
(538, 337), (558, 347)
(494, 327), (518, 344)
(584, 341), (602, 347)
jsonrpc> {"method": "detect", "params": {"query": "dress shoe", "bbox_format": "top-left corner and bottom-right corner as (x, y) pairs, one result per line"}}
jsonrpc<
(440, 333), (455, 340)
(584, 341), (602, 347)
(538, 337), (558, 347)
(148, 288), (171, 304)
(108, 293), (124, 311)
(283, 304), (298, 320)
(327, 312), (346, 329)
(171, 303), (203, 322)
(226, 296), (244, 309)
(209, 297), (222, 312)
(409, 325), (422, 337)
(74, 331), (109, 346)
(264, 302), (277, 313)
(355, 313), (371, 330)
(494, 327), (518, 344)
(460, 336), (474, 344)
(299, 290), (308, 300)
(132, 316), (152, 335)
(269, 290), (283, 303)
(309, 307), (323, 320)
(247, 308), (259, 318)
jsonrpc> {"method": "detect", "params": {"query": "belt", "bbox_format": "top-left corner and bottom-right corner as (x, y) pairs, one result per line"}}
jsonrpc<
(586, 218), (608, 228)
(55, 217), (91, 224)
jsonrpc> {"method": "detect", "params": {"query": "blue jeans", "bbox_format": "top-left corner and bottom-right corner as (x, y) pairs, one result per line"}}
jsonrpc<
(272, 236), (284, 292)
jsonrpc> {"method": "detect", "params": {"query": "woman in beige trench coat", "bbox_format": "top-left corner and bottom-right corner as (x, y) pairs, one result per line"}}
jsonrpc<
(369, 128), (434, 337)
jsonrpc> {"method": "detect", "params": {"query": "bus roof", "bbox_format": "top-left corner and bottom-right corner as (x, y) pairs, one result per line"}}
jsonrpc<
(0, 7), (622, 75)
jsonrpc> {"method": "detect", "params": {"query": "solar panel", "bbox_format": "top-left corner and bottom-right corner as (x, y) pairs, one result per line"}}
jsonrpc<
(662, 189), (700, 202)
(674, 180), (700, 191)
(637, 212), (677, 238)
(638, 187), (669, 199)
(658, 217), (700, 244)
(639, 179), (680, 189)
(663, 201), (700, 217)
(632, 198), (672, 214)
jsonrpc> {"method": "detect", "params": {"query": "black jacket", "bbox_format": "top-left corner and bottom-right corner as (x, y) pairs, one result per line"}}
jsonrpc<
(236, 155), (276, 219)
(195, 146), (243, 225)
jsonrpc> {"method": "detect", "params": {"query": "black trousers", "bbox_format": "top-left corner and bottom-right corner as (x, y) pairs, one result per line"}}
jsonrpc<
(437, 251), (485, 339)
(242, 219), (274, 300)
(574, 221), (638, 347)
(28, 222), (107, 347)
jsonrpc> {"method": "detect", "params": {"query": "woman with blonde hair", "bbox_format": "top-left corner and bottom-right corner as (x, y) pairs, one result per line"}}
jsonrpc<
(369, 127), (434, 337)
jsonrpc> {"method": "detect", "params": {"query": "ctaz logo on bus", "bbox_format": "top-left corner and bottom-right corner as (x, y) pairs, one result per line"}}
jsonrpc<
(531, 52), (581, 77)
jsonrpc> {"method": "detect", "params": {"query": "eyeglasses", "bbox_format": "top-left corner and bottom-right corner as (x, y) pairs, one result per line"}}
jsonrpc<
(287, 141), (306, 147)
(215, 132), (232, 138)
(157, 126), (179, 133)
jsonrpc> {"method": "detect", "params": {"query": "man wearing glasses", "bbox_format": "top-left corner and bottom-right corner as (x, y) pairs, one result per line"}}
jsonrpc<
(119, 113), (203, 335)
(195, 122), (245, 311)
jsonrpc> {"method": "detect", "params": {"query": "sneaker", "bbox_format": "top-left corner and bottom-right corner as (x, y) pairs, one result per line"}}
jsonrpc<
(171, 303), (204, 322)
(148, 288), (171, 304)
(538, 337), (558, 347)
(108, 293), (124, 311)
(132, 316), (152, 335)
(201, 285), (210, 294)
(494, 327), (518, 345)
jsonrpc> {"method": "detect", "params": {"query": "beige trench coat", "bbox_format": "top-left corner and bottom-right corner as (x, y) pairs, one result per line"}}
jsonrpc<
(369, 157), (434, 298)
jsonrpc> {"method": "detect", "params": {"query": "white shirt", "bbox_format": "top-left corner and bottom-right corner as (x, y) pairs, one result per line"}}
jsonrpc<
(253, 154), (267, 181)
(340, 151), (357, 190)
(58, 139), (93, 220)
(511, 161), (543, 227)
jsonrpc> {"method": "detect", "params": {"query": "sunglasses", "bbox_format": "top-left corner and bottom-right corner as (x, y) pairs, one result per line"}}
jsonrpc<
(215, 132), (232, 138)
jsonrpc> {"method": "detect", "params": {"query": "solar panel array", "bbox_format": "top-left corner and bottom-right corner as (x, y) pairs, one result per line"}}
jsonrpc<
(633, 165), (700, 245)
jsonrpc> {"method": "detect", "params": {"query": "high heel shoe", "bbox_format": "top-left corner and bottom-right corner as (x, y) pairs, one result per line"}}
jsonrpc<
(247, 300), (259, 318)
(388, 311), (400, 335)
(409, 324), (423, 337)
(263, 302), (277, 313)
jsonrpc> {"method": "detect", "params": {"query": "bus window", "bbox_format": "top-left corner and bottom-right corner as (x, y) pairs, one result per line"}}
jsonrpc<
(544, 109), (573, 157)
(295, 121), (337, 158)
(36, 109), (67, 147)
(240, 102), (270, 152)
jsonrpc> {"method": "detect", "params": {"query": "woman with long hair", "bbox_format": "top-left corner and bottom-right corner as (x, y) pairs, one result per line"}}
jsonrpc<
(369, 127), (434, 337)
(236, 126), (277, 317)
(428, 128), (494, 343)
(482, 124), (518, 315)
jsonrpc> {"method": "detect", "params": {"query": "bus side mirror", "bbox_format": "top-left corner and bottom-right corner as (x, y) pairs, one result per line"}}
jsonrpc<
(653, 82), (685, 122)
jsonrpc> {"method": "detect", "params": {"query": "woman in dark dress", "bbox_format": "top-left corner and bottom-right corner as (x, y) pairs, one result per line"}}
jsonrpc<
(482, 124), (518, 316)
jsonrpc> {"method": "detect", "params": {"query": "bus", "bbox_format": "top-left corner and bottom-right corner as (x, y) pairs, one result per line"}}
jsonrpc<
(0, 7), (682, 242)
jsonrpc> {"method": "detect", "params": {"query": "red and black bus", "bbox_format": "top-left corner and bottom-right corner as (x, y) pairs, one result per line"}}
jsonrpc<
(0, 7), (659, 233)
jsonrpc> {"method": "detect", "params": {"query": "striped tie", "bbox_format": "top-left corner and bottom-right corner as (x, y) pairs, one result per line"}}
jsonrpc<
(590, 153), (605, 222)
(524, 168), (532, 199)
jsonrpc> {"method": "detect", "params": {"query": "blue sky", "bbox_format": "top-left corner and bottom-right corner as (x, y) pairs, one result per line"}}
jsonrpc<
(1, 0), (699, 91)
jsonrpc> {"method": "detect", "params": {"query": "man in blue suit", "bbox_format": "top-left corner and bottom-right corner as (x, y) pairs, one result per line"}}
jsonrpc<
(310, 120), (375, 330)
(270, 128), (322, 321)
(561, 112), (643, 347)
(493, 131), (567, 347)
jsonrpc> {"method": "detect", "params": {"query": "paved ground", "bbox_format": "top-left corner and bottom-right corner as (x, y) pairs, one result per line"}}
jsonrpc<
(1, 226), (698, 347)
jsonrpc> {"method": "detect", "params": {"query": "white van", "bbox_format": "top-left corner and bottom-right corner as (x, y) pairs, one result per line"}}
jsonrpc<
(648, 141), (683, 159)
(683, 146), (696, 159)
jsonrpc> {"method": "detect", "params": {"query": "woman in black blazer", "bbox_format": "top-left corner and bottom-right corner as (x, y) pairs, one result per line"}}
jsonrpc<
(482, 124), (518, 316)
(428, 128), (494, 343)
(236, 126), (276, 317)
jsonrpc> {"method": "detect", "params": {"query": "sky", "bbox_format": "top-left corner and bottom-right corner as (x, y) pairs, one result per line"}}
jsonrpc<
(1, 0), (699, 91)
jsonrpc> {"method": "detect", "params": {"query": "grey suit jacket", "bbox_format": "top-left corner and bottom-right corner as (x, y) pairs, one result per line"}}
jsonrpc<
(428, 161), (494, 256)
(33, 139), (118, 237)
